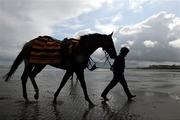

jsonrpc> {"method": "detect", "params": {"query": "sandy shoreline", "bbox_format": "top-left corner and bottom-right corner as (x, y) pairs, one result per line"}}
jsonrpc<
(0, 68), (180, 120)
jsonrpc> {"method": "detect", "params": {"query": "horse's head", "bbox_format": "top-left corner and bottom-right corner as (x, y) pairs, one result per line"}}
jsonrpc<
(101, 32), (117, 59)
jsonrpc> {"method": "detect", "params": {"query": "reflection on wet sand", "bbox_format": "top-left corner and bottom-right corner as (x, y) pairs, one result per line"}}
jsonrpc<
(101, 100), (140, 120)
(81, 100), (140, 120)
(17, 101), (40, 120)
(17, 101), (63, 120)
(53, 104), (62, 120)
(1, 69), (180, 120)
(15, 99), (140, 120)
(101, 101), (114, 119)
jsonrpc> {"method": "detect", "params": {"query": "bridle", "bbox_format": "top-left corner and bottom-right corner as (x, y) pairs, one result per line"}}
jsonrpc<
(87, 50), (113, 71)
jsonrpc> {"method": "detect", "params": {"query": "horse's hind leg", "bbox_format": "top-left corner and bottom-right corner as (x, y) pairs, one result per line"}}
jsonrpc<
(29, 65), (46, 100)
(53, 70), (73, 104)
(21, 62), (33, 102)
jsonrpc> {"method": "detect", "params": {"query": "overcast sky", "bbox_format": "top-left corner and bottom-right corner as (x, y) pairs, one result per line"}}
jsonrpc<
(0, 0), (180, 66)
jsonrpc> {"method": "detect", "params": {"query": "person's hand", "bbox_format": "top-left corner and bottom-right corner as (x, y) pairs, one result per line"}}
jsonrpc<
(110, 66), (114, 71)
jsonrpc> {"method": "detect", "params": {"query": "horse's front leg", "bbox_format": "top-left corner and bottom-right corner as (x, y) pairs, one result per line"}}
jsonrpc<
(75, 69), (94, 107)
(53, 70), (73, 104)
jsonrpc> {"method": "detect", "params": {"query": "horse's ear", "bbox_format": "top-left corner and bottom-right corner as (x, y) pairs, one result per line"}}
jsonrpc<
(108, 32), (113, 37)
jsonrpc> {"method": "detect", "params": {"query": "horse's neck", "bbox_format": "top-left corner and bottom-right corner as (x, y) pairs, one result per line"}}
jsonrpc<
(80, 40), (100, 57)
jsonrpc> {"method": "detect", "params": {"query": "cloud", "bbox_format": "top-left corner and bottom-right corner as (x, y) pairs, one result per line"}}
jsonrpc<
(0, 0), (106, 61)
(169, 39), (180, 48)
(74, 28), (95, 37)
(143, 40), (158, 48)
(128, 0), (153, 12)
(1, 0), (180, 67)
(114, 11), (180, 62)
(95, 20), (118, 34)
(119, 24), (150, 35)
(95, 16), (120, 34)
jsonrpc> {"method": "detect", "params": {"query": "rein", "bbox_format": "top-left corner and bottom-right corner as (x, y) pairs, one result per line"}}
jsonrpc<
(104, 51), (112, 67)
(87, 51), (112, 71)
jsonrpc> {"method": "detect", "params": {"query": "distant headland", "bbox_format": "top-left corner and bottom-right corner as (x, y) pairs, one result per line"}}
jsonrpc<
(137, 65), (180, 69)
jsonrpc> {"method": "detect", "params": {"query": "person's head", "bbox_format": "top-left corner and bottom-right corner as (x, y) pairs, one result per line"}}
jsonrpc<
(119, 47), (129, 57)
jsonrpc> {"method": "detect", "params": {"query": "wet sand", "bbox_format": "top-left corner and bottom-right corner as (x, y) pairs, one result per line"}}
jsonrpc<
(0, 68), (180, 120)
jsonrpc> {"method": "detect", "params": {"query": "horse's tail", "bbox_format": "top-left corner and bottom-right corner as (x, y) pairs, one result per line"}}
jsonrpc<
(4, 49), (24, 82)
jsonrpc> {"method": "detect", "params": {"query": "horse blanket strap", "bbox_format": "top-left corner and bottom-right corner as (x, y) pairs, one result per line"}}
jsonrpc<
(29, 36), (62, 64)
(62, 38), (80, 55)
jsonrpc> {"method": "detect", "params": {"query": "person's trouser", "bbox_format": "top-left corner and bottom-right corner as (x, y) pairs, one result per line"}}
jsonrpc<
(101, 73), (132, 98)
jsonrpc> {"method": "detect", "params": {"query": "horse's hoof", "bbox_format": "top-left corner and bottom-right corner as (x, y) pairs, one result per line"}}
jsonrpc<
(101, 97), (109, 101)
(34, 93), (39, 100)
(89, 102), (95, 108)
(101, 94), (109, 101)
(25, 99), (30, 104)
(53, 99), (57, 104)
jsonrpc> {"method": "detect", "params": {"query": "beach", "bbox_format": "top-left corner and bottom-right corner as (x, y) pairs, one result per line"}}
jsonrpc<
(0, 67), (180, 120)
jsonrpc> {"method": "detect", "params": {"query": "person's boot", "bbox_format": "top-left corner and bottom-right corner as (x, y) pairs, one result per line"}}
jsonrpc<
(101, 93), (109, 101)
(128, 94), (136, 100)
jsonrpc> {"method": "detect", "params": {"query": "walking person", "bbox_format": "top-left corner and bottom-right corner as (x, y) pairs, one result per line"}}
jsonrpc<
(101, 47), (136, 101)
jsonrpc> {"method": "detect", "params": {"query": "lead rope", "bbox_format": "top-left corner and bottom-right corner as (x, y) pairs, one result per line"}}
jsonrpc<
(104, 51), (113, 70)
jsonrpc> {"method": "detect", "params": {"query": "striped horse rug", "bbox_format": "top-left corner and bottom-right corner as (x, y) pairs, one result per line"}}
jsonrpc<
(29, 36), (62, 64)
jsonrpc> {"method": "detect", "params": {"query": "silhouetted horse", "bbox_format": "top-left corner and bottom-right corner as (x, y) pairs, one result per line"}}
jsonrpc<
(4, 33), (117, 106)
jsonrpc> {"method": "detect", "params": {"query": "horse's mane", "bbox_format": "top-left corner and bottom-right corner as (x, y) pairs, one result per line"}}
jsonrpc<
(61, 33), (106, 47)
(79, 33), (106, 42)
